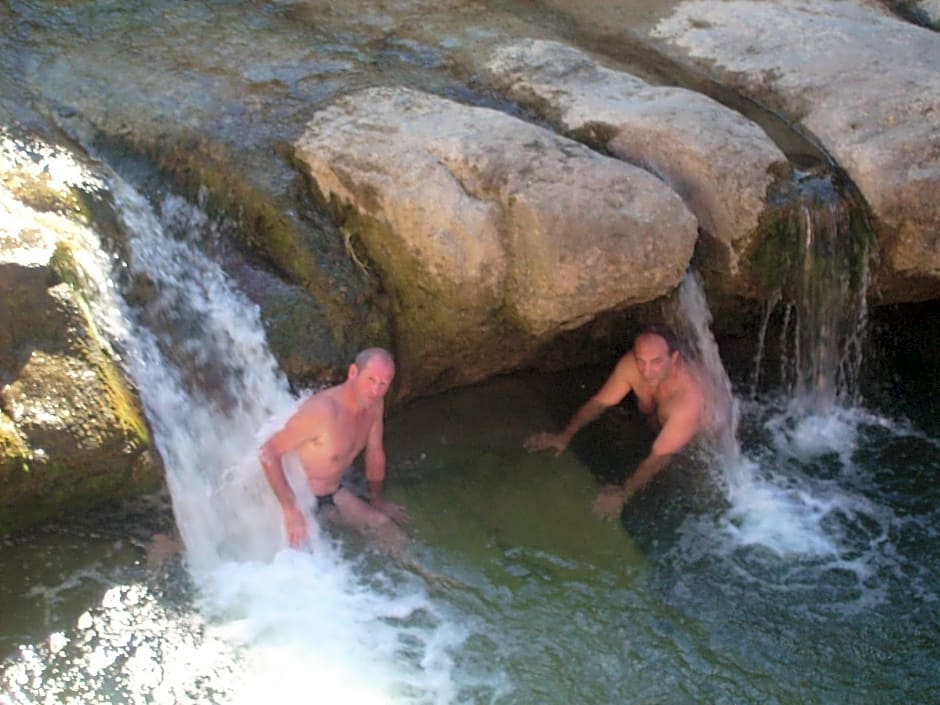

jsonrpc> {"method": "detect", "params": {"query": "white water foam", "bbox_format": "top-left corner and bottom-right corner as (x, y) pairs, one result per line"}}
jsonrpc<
(105, 182), (472, 702)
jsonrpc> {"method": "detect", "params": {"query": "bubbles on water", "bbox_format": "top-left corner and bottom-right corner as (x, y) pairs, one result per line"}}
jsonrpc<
(768, 407), (858, 466)
(2, 581), (241, 705)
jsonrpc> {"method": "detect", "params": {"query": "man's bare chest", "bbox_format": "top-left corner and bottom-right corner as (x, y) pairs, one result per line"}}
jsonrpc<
(298, 413), (372, 468)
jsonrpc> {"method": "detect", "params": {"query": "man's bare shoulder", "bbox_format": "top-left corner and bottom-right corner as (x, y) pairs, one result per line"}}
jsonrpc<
(296, 387), (341, 420)
(675, 363), (708, 417)
(614, 350), (642, 379)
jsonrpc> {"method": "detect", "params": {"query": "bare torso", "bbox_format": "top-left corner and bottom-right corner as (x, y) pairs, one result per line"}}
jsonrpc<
(290, 388), (381, 495)
(620, 352), (705, 430)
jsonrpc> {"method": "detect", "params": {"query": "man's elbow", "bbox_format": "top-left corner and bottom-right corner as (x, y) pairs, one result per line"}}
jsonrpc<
(258, 444), (280, 472)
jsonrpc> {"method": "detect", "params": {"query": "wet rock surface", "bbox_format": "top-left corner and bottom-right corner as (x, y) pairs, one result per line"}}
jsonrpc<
(650, 0), (940, 302)
(1, 127), (160, 533)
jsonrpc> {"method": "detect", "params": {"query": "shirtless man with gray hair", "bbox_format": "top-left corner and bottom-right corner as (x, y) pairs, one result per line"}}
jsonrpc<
(525, 325), (708, 518)
(259, 347), (407, 548)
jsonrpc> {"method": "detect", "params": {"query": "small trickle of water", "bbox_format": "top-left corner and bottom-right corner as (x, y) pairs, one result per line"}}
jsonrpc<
(753, 170), (876, 415)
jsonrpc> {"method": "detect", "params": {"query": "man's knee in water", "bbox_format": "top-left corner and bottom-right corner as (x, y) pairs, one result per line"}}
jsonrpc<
(364, 507), (392, 530)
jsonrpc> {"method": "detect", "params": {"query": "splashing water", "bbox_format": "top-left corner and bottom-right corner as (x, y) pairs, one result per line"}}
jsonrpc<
(671, 271), (891, 580)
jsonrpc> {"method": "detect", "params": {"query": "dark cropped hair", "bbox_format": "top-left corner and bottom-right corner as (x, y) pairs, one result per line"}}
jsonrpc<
(635, 324), (681, 355)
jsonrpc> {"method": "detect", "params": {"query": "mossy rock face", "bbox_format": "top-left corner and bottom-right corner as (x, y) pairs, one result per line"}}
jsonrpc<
(0, 283), (160, 535)
(740, 174), (876, 300)
(0, 413), (29, 465)
(91, 132), (390, 385)
(1, 126), (161, 536)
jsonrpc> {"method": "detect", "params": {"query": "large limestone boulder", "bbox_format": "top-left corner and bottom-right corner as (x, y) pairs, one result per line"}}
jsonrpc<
(294, 87), (698, 395)
(0, 128), (160, 534)
(652, 0), (940, 303)
(482, 38), (790, 295)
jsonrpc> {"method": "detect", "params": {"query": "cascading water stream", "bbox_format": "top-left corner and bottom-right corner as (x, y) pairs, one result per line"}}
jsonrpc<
(754, 171), (875, 416)
(671, 270), (851, 557)
(667, 173), (911, 588)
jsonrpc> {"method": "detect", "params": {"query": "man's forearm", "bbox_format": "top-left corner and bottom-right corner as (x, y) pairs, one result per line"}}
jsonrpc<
(367, 479), (385, 502)
(561, 399), (609, 442)
(365, 448), (386, 502)
(623, 453), (671, 498)
(260, 453), (297, 511)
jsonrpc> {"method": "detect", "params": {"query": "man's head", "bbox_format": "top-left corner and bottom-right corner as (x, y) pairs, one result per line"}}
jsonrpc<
(348, 347), (396, 405)
(633, 325), (681, 387)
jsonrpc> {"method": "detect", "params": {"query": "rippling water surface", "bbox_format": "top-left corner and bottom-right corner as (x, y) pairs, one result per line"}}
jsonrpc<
(2, 364), (938, 704)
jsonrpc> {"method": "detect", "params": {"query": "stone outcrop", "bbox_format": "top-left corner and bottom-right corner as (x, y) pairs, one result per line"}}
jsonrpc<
(652, 0), (940, 303)
(0, 128), (160, 534)
(294, 86), (698, 395)
(481, 38), (790, 296)
(911, 0), (940, 28)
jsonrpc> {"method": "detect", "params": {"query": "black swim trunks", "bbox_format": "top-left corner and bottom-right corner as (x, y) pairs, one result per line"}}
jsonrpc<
(314, 491), (337, 512)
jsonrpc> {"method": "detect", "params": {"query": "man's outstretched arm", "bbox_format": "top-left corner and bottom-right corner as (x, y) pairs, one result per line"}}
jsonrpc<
(524, 353), (635, 455)
(593, 398), (702, 519)
(524, 398), (611, 455)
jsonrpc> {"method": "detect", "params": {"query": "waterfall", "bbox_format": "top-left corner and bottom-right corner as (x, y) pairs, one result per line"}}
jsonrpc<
(669, 170), (881, 559)
(76, 178), (299, 568)
(754, 171), (875, 415)
(671, 271), (741, 464)
(671, 271), (852, 557)
(58, 170), (463, 703)
(750, 171), (878, 469)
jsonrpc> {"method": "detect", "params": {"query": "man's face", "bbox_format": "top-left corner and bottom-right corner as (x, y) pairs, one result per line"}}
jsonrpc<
(351, 357), (395, 405)
(634, 334), (676, 387)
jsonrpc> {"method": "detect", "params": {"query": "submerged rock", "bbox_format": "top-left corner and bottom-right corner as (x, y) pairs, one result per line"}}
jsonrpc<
(652, 0), (940, 303)
(482, 38), (790, 296)
(295, 86), (697, 395)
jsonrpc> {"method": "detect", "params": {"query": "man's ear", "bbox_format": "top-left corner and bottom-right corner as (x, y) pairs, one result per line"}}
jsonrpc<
(671, 350), (680, 365)
(347, 362), (359, 380)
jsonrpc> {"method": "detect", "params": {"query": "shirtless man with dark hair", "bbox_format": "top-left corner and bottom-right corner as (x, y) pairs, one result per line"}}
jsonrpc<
(259, 347), (408, 548)
(524, 325), (707, 519)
